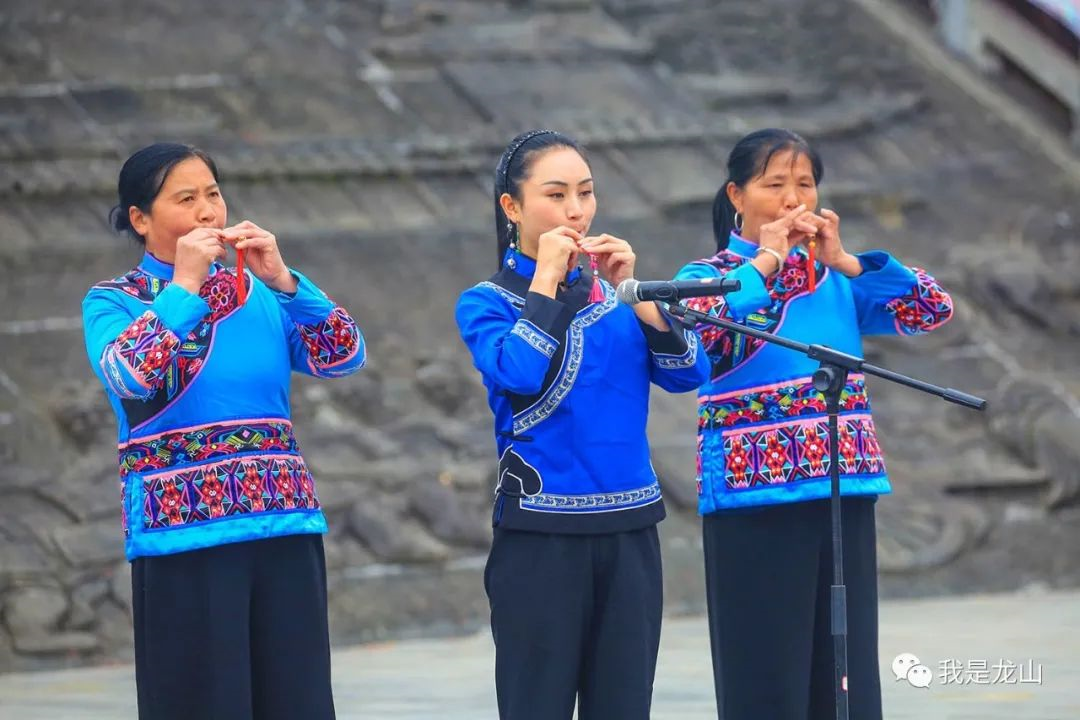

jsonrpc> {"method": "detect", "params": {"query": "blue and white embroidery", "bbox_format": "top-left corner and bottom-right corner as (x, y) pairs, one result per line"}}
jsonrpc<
(521, 480), (662, 513)
(511, 319), (557, 358)
(512, 281), (617, 435)
(652, 328), (700, 369)
(476, 281), (525, 309)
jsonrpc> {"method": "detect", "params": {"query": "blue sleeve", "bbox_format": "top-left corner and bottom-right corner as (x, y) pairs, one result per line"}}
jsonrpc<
(271, 270), (366, 378)
(82, 284), (209, 401)
(638, 306), (710, 393)
(674, 260), (772, 321)
(673, 258), (770, 380)
(455, 285), (574, 396)
(848, 251), (954, 336)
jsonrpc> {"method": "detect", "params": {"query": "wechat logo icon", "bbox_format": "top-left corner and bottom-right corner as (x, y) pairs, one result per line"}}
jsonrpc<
(892, 652), (932, 688)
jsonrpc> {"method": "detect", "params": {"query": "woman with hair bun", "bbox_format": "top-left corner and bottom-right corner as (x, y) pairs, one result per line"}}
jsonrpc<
(676, 128), (955, 720)
(82, 142), (366, 720)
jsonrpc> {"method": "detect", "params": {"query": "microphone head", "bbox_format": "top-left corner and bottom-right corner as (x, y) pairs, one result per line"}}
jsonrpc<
(615, 278), (641, 305)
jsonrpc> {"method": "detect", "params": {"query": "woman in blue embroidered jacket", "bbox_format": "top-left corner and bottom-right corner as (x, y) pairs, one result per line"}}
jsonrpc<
(81, 143), (365, 720)
(675, 129), (954, 720)
(456, 130), (709, 720)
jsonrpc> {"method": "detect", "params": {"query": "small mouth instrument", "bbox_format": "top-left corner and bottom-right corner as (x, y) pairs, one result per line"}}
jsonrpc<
(235, 237), (247, 305)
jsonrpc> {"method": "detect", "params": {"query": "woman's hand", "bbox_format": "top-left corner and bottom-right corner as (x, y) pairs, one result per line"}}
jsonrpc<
(531, 226), (583, 297)
(220, 221), (297, 292)
(759, 204), (818, 256)
(581, 234), (671, 330)
(750, 205), (818, 276)
(173, 227), (227, 294)
(580, 233), (636, 288)
(801, 208), (862, 277)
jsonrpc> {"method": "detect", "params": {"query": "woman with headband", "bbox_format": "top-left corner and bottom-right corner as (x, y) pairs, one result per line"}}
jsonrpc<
(455, 129), (710, 720)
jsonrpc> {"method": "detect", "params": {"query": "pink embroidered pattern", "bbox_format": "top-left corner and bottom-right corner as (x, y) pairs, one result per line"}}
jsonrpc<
(141, 454), (319, 530)
(297, 306), (362, 375)
(886, 268), (954, 335)
(721, 415), (884, 489)
(686, 251), (823, 381)
(104, 312), (180, 396)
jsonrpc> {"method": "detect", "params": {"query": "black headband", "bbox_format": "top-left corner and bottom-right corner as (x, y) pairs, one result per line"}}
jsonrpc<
(497, 129), (556, 193)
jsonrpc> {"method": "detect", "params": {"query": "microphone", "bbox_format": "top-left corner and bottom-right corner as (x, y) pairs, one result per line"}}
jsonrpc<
(615, 277), (742, 305)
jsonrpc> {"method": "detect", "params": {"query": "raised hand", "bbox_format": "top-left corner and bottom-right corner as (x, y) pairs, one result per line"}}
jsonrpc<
(220, 221), (295, 292)
(536, 226), (584, 279)
(580, 233), (636, 288)
(799, 208), (861, 276)
(759, 204), (819, 257)
(173, 227), (227, 294)
(530, 225), (583, 297)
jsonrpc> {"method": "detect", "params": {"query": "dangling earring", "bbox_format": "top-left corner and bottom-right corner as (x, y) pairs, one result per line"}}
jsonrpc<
(506, 221), (518, 269)
(733, 211), (743, 232)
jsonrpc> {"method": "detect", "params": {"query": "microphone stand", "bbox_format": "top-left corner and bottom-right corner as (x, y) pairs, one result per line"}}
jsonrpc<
(664, 299), (986, 720)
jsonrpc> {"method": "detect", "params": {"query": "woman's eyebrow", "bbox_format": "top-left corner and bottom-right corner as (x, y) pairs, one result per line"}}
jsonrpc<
(540, 178), (593, 187)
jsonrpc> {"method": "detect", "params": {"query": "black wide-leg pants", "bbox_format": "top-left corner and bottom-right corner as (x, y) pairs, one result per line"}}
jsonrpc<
(131, 534), (336, 720)
(703, 497), (883, 720)
(485, 525), (664, 720)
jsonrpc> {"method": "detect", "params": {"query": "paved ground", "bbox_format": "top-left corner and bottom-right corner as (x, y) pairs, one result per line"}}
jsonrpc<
(1, 590), (1076, 719)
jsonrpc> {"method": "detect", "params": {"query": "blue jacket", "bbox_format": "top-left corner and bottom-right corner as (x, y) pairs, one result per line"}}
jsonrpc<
(82, 252), (366, 560)
(456, 251), (710, 533)
(675, 234), (953, 515)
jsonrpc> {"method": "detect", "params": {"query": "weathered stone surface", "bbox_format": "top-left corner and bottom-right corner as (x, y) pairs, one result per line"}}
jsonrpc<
(408, 480), (491, 549)
(2, 587), (68, 643)
(436, 460), (495, 492)
(92, 600), (134, 660)
(374, 10), (653, 62)
(0, 537), (52, 582)
(331, 372), (387, 425)
(108, 563), (132, 614)
(348, 504), (452, 564)
(48, 381), (114, 451)
(379, 0), (453, 33)
(67, 579), (110, 631)
(877, 497), (991, 573)
(312, 478), (368, 513)
(51, 521), (123, 567)
(324, 534), (376, 573)
(414, 353), (483, 415)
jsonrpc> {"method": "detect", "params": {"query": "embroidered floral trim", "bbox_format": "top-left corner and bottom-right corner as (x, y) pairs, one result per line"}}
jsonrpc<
(298, 306), (363, 375)
(721, 414), (884, 489)
(886, 268), (954, 335)
(101, 311), (180, 398)
(141, 453), (318, 530)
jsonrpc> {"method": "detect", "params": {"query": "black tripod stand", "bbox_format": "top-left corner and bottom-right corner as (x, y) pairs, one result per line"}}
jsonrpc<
(665, 301), (987, 720)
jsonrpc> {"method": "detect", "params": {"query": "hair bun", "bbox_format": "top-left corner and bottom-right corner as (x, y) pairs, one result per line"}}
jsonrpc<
(108, 205), (132, 234)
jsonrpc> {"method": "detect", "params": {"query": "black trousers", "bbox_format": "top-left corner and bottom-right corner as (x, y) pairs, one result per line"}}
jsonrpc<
(131, 534), (336, 720)
(485, 526), (663, 720)
(703, 497), (882, 720)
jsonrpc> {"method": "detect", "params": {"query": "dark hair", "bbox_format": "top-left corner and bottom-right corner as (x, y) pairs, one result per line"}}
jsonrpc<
(493, 129), (588, 270)
(712, 129), (824, 252)
(109, 142), (219, 244)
